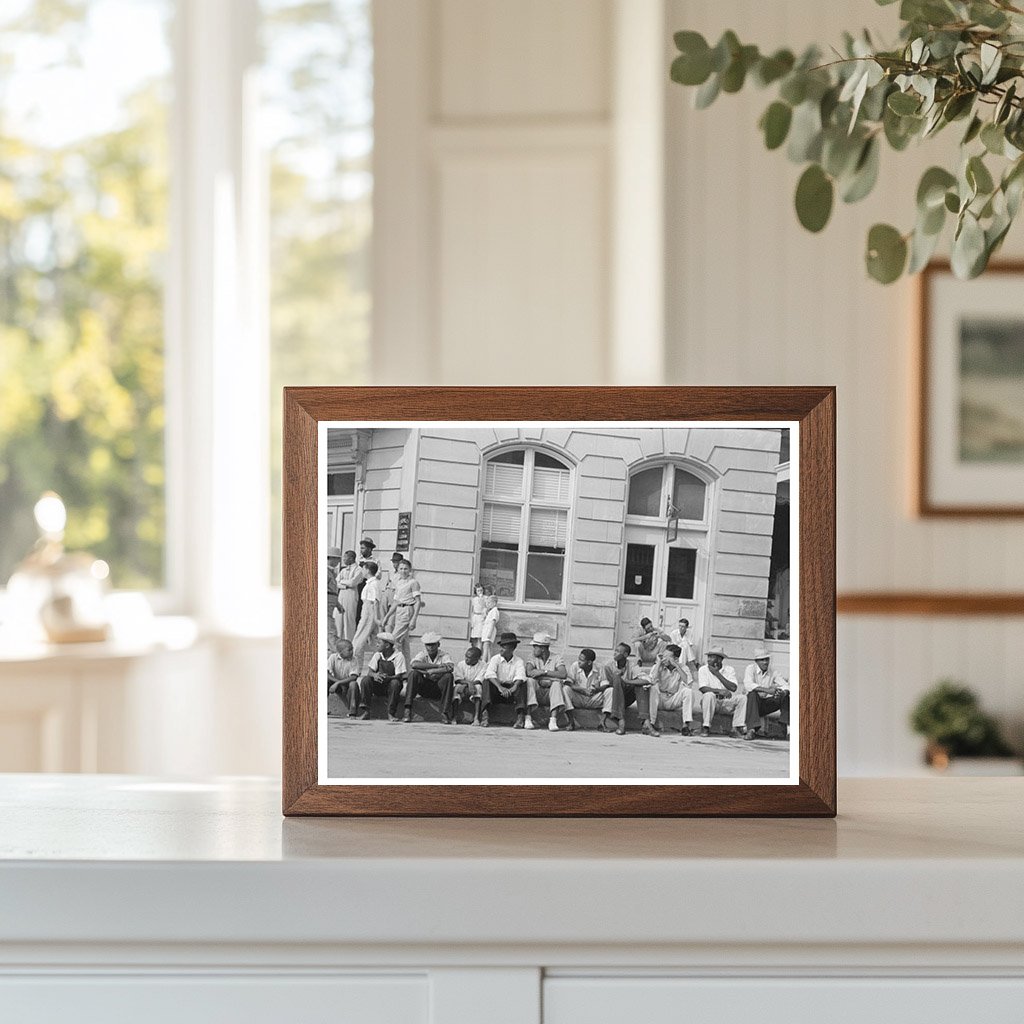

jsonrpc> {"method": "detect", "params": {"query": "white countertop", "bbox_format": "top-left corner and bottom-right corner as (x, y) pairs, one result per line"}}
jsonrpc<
(1, 775), (1022, 954)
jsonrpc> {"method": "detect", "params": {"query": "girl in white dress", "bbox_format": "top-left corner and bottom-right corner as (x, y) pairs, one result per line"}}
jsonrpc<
(469, 583), (487, 647)
(479, 594), (499, 662)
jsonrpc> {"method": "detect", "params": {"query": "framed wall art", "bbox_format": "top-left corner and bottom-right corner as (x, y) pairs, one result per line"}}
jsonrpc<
(282, 387), (836, 816)
(918, 261), (1024, 517)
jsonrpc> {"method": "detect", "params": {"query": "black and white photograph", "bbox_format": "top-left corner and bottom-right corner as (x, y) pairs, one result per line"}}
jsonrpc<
(318, 421), (797, 784)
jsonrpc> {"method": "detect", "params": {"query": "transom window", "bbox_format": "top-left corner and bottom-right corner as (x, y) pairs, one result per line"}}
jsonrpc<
(479, 449), (571, 605)
(626, 464), (708, 522)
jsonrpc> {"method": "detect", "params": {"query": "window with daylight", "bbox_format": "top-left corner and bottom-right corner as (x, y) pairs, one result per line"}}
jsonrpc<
(479, 449), (572, 604)
(627, 464), (708, 523)
(0, 0), (173, 589)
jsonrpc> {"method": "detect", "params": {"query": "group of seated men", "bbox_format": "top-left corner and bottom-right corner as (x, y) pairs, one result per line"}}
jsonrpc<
(327, 628), (790, 739)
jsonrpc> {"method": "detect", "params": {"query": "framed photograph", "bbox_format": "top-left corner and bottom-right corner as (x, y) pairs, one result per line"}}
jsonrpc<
(283, 387), (835, 816)
(918, 261), (1024, 516)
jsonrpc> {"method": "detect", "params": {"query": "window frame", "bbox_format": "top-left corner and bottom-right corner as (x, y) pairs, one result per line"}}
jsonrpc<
(478, 446), (574, 610)
(623, 460), (713, 530)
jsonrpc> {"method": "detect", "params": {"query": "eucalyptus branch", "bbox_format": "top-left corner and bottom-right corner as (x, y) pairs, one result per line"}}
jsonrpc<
(670, 0), (1024, 283)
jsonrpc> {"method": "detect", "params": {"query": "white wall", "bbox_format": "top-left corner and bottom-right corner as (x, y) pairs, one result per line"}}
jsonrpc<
(371, 0), (1024, 774)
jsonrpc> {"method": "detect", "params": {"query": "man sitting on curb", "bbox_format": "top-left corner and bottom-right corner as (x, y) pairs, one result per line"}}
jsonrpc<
(454, 645), (488, 725)
(743, 645), (790, 740)
(356, 631), (407, 722)
(549, 648), (615, 732)
(525, 632), (567, 715)
(483, 631), (536, 729)
(407, 631), (456, 724)
(648, 644), (695, 737)
(604, 642), (641, 735)
(327, 638), (359, 716)
(696, 644), (748, 737)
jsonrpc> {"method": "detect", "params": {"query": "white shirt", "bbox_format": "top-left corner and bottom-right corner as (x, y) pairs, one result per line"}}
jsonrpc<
(669, 628), (699, 666)
(411, 648), (454, 670)
(326, 654), (358, 680)
(454, 659), (488, 684)
(361, 577), (381, 604)
(697, 663), (739, 693)
(480, 606), (500, 641)
(484, 653), (527, 684)
(526, 652), (566, 678)
(743, 663), (788, 693)
(367, 649), (407, 676)
(566, 662), (603, 696)
(649, 659), (688, 695)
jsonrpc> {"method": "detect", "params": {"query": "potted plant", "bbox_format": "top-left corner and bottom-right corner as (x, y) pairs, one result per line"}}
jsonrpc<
(909, 680), (1019, 773)
(670, 0), (1024, 283)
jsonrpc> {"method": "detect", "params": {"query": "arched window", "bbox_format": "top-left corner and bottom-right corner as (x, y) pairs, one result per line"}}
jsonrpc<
(626, 464), (708, 522)
(479, 449), (572, 604)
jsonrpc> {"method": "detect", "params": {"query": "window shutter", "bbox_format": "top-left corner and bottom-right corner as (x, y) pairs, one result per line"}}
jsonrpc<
(482, 502), (521, 545)
(532, 465), (570, 503)
(485, 461), (524, 499)
(528, 507), (567, 550)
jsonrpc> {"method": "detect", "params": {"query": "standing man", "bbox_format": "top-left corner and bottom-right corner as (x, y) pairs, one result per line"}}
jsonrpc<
(648, 644), (695, 736)
(525, 632), (567, 718)
(696, 644), (748, 737)
(743, 646), (790, 740)
(355, 536), (376, 623)
(406, 631), (456, 724)
(549, 648), (615, 732)
(335, 549), (362, 641)
(482, 631), (536, 729)
(669, 616), (700, 682)
(326, 546), (342, 653)
(356, 631), (407, 722)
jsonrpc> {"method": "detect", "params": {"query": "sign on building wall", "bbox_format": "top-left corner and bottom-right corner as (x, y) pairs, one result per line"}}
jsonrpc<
(395, 511), (412, 551)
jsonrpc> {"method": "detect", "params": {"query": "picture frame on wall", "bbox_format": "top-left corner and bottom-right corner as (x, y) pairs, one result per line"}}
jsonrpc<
(282, 387), (836, 817)
(917, 261), (1024, 517)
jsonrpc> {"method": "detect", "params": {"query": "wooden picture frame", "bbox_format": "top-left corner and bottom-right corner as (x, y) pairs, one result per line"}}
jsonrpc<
(283, 387), (836, 816)
(917, 260), (1024, 517)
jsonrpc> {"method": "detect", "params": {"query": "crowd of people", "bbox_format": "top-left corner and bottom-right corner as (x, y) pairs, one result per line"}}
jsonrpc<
(325, 538), (791, 740)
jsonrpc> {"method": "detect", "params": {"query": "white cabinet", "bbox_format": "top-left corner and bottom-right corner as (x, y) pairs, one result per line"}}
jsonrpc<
(1, 777), (1023, 1022)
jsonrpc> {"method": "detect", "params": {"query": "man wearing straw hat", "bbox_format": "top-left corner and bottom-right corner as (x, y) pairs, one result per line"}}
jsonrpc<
(743, 645), (790, 740)
(525, 631), (566, 718)
(695, 644), (748, 738)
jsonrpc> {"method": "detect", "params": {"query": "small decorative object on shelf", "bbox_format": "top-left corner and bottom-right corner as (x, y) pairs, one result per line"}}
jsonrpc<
(5, 491), (111, 645)
(910, 679), (1019, 773)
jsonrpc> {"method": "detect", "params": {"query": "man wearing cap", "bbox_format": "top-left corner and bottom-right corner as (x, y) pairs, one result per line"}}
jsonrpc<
(407, 632), (456, 724)
(648, 644), (696, 736)
(525, 632), (566, 720)
(377, 551), (405, 626)
(356, 631), (407, 722)
(326, 547), (342, 653)
(743, 646), (790, 740)
(549, 648), (615, 732)
(696, 645), (748, 737)
(483, 631), (536, 729)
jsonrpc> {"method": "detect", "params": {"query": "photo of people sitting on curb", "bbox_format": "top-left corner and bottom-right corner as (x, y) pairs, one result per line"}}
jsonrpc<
(322, 424), (794, 781)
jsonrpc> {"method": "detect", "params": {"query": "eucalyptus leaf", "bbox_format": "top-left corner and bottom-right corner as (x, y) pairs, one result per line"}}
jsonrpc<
(888, 90), (921, 115)
(944, 191), (961, 214)
(754, 49), (795, 87)
(760, 101), (793, 150)
(917, 166), (957, 210)
(694, 73), (721, 109)
(908, 221), (943, 273)
(967, 154), (995, 195)
(795, 164), (834, 232)
(962, 115), (983, 145)
(842, 137), (881, 203)
(671, 36), (712, 87)
(951, 212), (987, 278)
(981, 122), (1006, 155)
(866, 223), (908, 283)
(787, 101), (823, 162)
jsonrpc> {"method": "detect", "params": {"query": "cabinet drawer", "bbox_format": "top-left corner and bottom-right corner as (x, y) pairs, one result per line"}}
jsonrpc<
(544, 976), (1024, 1023)
(0, 974), (427, 1024)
